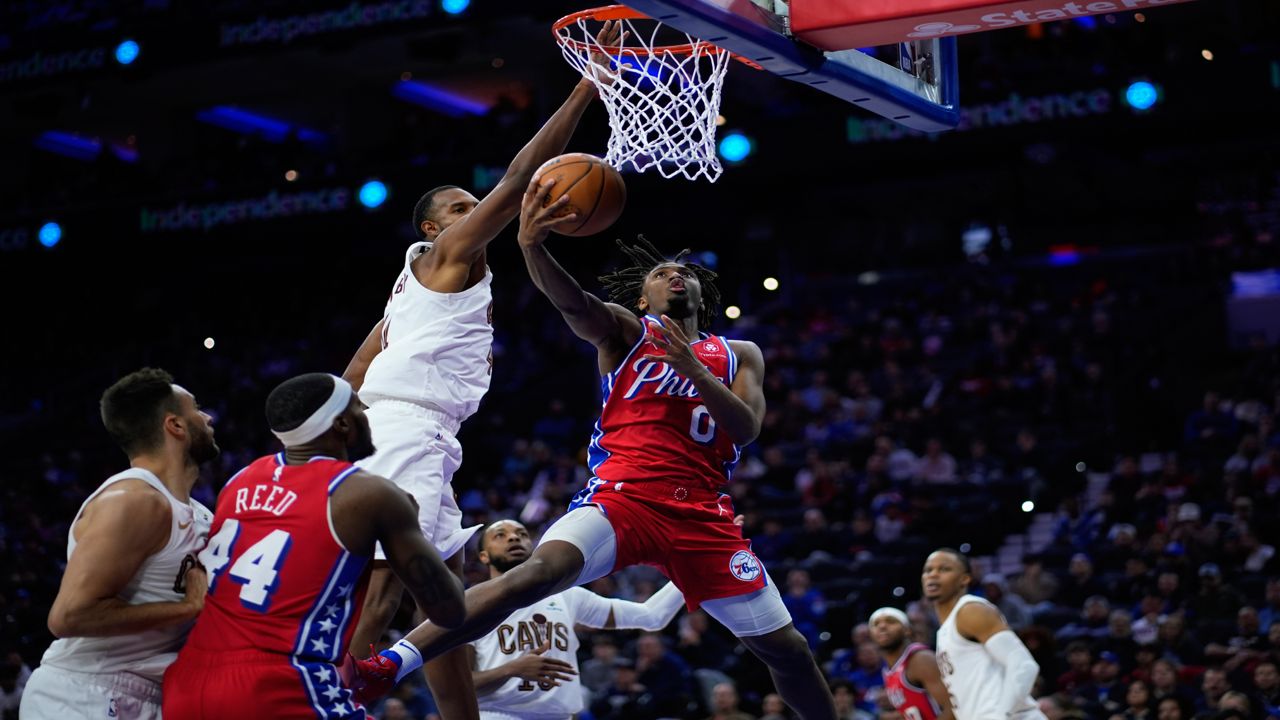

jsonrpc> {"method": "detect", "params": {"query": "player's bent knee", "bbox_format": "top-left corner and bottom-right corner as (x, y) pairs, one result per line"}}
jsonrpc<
(745, 625), (816, 667)
(500, 550), (579, 602)
(537, 507), (615, 585)
(702, 582), (792, 639)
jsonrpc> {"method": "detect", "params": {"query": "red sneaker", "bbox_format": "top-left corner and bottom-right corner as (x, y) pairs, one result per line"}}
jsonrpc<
(339, 645), (397, 706)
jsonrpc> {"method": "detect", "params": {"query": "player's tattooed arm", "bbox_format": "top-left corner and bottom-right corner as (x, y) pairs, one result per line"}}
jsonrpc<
(400, 549), (461, 614)
(353, 476), (466, 628)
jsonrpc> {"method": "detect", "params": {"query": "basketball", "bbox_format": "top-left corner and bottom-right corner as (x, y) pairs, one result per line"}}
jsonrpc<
(534, 153), (627, 237)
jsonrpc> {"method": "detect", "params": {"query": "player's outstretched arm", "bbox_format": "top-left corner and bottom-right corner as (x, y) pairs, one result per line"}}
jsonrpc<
(342, 319), (385, 392)
(336, 473), (466, 628)
(427, 22), (622, 271)
(517, 176), (642, 356)
(377, 483), (466, 628)
(956, 603), (1039, 717)
(643, 319), (766, 445)
(47, 480), (206, 637)
(907, 648), (956, 720)
(571, 582), (686, 631)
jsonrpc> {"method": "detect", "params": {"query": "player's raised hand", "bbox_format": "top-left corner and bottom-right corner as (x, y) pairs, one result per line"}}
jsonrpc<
(505, 639), (577, 686)
(643, 315), (707, 378)
(584, 20), (628, 88)
(518, 175), (577, 249)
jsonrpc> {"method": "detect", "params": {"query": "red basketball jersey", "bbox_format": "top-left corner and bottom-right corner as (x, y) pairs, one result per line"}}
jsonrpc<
(883, 643), (941, 720)
(185, 454), (370, 663)
(584, 316), (741, 493)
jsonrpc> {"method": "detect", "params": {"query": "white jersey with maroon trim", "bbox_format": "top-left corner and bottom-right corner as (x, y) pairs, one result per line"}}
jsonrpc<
(359, 241), (494, 421)
(471, 587), (617, 720)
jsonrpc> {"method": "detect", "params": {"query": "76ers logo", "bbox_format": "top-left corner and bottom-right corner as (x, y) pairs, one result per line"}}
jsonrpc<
(729, 550), (761, 582)
(703, 341), (719, 353)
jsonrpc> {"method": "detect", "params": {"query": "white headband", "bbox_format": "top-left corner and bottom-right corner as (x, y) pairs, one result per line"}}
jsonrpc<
(870, 607), (910, 627)
(271, 376), (353, 447)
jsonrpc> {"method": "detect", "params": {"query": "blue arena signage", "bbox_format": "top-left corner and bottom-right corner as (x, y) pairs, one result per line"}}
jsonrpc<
(848, 88), (1115, 144)
(139, 187), (352, 233)
(219, 0), (435, 48)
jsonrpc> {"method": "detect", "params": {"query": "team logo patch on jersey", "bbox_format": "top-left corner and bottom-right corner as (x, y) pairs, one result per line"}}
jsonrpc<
(729, 550), (762, 582)
(703, 341), (719, 353)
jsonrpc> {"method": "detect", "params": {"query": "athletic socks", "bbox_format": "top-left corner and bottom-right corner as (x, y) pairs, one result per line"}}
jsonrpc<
(378, 638), (424, 683)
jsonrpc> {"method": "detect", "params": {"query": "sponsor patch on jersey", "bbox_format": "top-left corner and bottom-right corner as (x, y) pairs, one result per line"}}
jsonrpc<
(729, 550), (762, 582)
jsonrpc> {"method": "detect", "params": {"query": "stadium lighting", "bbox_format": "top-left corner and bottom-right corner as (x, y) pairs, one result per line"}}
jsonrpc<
(725, 305), (742, 319)
(763, 277), (779, 291)
(204, 338), (216, 350)
(359, 181), (388, 209)
(441, 0), (470, 15)
(392, 80), (489, 118)
(38, 222), (62, 248)
(115, 40), (140, 65)
(1125, 81), (1159, 111)
(718, 132), (752, 163)
(1021, 500), (1035, 513)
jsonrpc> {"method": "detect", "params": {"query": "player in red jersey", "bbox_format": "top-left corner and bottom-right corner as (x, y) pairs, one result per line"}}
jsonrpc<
(346, 179), (836, 720)
(871, 607), (954, 720)
(162, 373), (464, 719)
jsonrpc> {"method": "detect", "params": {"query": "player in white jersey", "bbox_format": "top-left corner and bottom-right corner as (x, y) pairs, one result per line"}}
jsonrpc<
(341, 22), (624, 719)
(923, 548), (1047, 720)
(465, 520), (685, 720)
(21, 368), (217, 720)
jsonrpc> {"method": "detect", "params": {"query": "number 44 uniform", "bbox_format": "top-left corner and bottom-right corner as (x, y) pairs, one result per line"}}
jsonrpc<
(162, 454), (370, 719)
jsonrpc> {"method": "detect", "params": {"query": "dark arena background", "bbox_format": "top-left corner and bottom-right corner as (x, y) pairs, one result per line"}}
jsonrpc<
(3, 1), (1280, 719)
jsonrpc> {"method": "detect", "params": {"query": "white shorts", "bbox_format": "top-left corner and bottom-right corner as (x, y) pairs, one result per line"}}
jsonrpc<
(537, 506), (617, 587)
(20, 665), (161, 720)
(539, 506), (792, 638)
(358, 399), (480, 562)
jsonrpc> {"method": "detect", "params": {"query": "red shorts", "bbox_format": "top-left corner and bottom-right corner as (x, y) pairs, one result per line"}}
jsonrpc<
(585, 480), (768, 609)
(162, 648), (367, 719)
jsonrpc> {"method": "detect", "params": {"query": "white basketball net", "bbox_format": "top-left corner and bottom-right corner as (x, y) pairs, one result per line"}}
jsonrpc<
(555, 10), (732, 182)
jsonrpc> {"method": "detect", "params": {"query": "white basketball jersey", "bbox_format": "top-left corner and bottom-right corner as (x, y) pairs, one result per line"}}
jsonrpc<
(359, 242), (494, 421)
(472, 587), (613, 720)
(935, 595), (1044, 720)
(39, 469), (213, 683)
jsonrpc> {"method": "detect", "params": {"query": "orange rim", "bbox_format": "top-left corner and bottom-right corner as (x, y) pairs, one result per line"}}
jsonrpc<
(553, 4), (760, 67)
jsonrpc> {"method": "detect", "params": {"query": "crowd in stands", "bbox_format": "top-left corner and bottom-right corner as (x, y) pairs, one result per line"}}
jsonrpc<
(3, 244), (1279, 720)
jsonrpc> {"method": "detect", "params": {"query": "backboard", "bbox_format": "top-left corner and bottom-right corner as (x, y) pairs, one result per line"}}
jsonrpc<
(618, 0), (962, 132)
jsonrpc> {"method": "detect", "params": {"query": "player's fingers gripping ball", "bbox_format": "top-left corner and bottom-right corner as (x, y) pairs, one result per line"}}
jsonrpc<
(534, 153), (627, 237)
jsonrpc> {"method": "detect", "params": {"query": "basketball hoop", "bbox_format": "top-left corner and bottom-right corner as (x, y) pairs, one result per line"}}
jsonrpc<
(554, 5), (753, 183)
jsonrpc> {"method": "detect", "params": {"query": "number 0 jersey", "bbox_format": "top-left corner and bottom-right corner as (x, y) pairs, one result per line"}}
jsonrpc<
(585, 316), (741, 493)
(182, 454), (370, 664)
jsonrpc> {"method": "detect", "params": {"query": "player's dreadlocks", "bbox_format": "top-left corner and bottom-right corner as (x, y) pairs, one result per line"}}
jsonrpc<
(598, 235), (721, 329)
